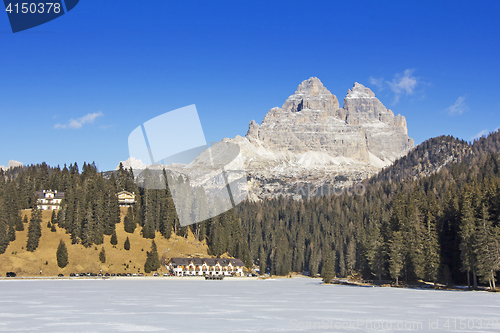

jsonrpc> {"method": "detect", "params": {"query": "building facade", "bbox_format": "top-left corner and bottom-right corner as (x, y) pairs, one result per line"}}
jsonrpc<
(167, 258), (245, 277)
(117, 190), (135, 207)
(35, 190), (65, 210)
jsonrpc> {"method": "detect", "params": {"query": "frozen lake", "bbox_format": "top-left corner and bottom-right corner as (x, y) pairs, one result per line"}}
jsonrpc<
(0, 277), (499, 332)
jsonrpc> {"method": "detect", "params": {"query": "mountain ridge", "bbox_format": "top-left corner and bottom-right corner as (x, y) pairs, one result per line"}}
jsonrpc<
(221, 77), (414, 198)
(119, 77), (415, 200)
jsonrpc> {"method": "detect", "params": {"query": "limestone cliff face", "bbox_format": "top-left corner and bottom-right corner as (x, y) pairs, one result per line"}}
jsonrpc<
(128, 77), (416, 200)
(245, 77), (414, 165)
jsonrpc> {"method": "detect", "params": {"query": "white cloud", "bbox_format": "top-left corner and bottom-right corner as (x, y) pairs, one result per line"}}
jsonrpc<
(471, 129), (489, 141)
(447, 95), (468, 115)
(369, 69), (420, 103)
(387, 69), (418, 102)
(54, 112), (103, 129)
(369, 76), (385, 90)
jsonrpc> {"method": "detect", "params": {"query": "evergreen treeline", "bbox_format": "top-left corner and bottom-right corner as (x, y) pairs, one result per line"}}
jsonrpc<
(0, 161), (253, 269)
(234, 131), (500, 287)
(1, 130), (500, 287)
(372, 135), (471, 183)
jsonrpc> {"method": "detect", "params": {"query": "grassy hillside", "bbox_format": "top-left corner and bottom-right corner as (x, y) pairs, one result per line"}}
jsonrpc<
(0, 208), (210, 277)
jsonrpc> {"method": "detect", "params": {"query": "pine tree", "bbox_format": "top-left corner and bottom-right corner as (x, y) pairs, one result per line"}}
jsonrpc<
(124, 236), (130, 250)
(346, 238), (357, 276)
(365, 224), (386, 281)
(56, 207), (64, 229)
(474, 205), (500, 290)
(51, 210), (57, 227)
(321, 252), (335, 283)
(26, 205), (42, 252)
(144, 240), (160, 273)
(259, 247), (267, 274)
(459, 186), (477, 288)
(56, 239), (69, 268)
(423, 211), (440, 283)
(7, 225), (15, 242)
(388, 231), (404, 285)
(110, 231), (118, 246)
(105, 182), (120, 235)
(81, 207), (94, 248)
(142, 190), (156, 239)
(14, 213), (24, 231)
(123, 207), (136, 233)
(99, 247), (106, 263)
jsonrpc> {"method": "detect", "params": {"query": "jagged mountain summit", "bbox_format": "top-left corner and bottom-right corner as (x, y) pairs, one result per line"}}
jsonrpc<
(0, 160), (23, 171)
(215, 77), (414, 199)
(116, 156), (146, 170)
(121, 77), (414, 200)
(245, 78), (413, 165)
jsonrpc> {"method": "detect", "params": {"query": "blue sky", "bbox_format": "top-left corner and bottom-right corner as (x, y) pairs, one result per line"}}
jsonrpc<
(1, 1), (499, 171)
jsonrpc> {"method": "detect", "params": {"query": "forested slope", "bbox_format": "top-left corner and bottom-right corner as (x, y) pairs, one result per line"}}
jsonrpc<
(1, 130), (500, 287)
(236, 130), (500, 288)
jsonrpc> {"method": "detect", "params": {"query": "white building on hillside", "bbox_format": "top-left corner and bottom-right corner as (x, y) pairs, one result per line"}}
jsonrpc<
(117, 190), (135, 207)
(35, 190), (64, 210)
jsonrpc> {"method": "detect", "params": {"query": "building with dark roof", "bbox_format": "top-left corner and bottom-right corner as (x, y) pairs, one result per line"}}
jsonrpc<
(117, 190), (135, 207)
(35, 190), (64, 210)
(167, 258), (245, 277)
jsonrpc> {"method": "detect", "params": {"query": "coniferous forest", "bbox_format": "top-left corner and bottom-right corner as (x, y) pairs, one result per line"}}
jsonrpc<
(1, 131), (500, 287)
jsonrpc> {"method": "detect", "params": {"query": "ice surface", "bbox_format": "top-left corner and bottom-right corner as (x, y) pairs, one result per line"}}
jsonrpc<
(0, 278), (499, 332)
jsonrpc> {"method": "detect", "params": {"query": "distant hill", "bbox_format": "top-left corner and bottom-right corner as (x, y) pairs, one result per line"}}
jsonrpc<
(370, 130), (500, 184)
(370, 135), (471, 184)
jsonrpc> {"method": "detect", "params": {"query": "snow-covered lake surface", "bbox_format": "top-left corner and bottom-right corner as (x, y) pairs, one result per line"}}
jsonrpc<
(0, 277), (499, 332)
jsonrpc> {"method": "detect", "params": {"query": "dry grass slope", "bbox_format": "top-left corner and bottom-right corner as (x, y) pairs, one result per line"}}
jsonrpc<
(0, 208), (210, 277)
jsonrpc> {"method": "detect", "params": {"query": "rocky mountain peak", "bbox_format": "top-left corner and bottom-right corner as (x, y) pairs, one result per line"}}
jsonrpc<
(244, 77), (414, 164)
(344, 82), (395, 125)
(246, 120), (260, 139)
(345, 82), (376, 99)
(116, 157), (146, 170)
(295, 77), (330, 95)
(282, 77), (340, 113)
(0, 160), (23, 171)
(119, 77), (415, 201)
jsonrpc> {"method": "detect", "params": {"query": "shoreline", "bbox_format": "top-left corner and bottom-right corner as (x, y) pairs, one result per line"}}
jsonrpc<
(1, 275), (498, 292)
(0, 275), (265, 281)
(328, 278), (499, 292)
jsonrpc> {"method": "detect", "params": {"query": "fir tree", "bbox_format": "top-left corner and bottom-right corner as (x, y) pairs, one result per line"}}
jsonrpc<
(459, 185), (478, 288)
(124, 236), (130, 250)
(388, 231), (404, 285)
(365, 224), (386, 281)
(123, 207), (136, 233)
(26, 205), (42, 252)
(56, 239), (69, 268)
(51, 210), (57, 227)
(423, 211), (440, 283)
(346, 238), (357, 276)
(99, 247), (106, 263)
(474, 205), (500, 290)
(7, 225), (15, 242)
(14, 213), (24, 231)
(321, 252), (335, 283)
(144, 240), (160, 273)
(110, 231), (118, 246)
(142, 189), (156, 239)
